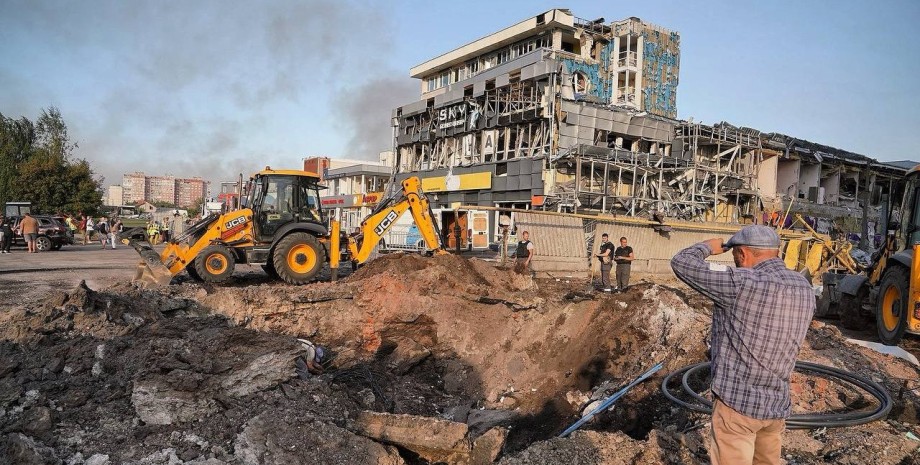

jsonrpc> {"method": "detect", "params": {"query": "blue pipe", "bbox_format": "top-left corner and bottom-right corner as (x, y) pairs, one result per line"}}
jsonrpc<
(558, 361), (664, 438)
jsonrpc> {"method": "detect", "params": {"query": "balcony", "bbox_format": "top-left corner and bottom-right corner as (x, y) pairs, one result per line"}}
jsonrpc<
(616, 51), (638, 69)
(616, 87), (637, 104)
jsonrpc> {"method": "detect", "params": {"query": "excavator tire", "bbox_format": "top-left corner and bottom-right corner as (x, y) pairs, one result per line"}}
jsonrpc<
(195, 245), (236, 283)
(186, 263), (203, 282)
(273, 232), (325, 285)
(876, 266), (910, 346)
(262, 261), (279, 279)
(839, 286), (868, 331)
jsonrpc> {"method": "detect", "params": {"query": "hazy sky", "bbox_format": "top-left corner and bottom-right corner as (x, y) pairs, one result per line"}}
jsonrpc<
(2, 0), (918, 191)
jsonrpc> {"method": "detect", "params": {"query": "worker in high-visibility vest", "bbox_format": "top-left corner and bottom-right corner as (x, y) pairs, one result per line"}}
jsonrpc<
(147, 221), (160, 245)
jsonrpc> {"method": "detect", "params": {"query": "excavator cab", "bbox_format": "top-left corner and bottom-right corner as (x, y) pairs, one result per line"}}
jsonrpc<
(248, 171), (325, 241)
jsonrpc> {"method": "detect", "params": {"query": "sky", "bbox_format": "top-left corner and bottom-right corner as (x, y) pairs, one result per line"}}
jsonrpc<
(1, 0), (918, 192)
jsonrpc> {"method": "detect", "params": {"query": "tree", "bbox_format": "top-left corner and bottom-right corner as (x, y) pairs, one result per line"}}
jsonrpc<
(186, 200), (202, 218)
(152, 201), (176, 208)
(0, 114), (36, 206)
(0, 107), (103, 214)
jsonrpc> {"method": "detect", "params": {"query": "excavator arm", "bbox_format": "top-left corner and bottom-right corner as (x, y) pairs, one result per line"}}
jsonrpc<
(333, 176), (446, 271)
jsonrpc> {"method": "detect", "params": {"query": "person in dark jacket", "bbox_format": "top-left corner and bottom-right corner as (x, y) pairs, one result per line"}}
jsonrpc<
(613, 236), (635, 291)
(514, 230), (535, 275)
(595, 233), (614, 291)
(0, 216), (12, 253)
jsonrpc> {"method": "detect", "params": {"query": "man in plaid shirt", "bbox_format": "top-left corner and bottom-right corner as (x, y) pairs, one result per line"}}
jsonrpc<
(671, 225), (814, 465)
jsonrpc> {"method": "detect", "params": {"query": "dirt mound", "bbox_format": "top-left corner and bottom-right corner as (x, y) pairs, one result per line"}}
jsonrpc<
(2, 254), (919, 464)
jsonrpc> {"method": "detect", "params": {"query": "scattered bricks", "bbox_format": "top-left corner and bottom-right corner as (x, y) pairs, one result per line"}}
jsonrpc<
(350, 411), (470, 463)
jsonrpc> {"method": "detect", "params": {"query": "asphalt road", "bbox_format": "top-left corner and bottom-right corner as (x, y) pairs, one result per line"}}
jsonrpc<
(0, 241), (262, 305)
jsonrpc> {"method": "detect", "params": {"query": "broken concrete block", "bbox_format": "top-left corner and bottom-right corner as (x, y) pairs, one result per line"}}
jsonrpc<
(221, 348), (302, 397)
(21, 406), (53, 435)
(350, 411), (470, 462)
(0, 433), (61, 465)
(131, 381), (217, 425)
(471, 427), (508, 465)
(235, 414), (405, 465)
(85, 453), (110, 465)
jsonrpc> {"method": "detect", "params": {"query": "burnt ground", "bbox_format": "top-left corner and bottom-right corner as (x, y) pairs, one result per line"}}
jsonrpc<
(0, 251), (918, 464)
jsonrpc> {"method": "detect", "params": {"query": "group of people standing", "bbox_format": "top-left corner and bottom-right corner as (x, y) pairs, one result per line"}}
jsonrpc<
(512, 230), (635, 292)
(78, 215), (122, 249)
(596, 234), (634, 292)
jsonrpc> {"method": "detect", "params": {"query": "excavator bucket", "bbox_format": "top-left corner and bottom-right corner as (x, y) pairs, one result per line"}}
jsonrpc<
(119, 227), (174, 287)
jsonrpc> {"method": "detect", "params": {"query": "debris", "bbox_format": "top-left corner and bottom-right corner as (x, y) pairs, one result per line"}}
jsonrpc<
(846, 339), (920, 367)
(350, 411), (471, 462)
(0, 254), (918, 464)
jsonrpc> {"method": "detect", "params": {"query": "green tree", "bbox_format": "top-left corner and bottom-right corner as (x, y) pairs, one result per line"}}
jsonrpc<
(152, 200), (176, 208)
(0, 107), (103, 215)
(0, 114), (36, 206)
(186, 200), (202, 218)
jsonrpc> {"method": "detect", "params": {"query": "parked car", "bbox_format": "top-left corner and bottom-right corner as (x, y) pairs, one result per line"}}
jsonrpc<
(8, 215), (74, 251)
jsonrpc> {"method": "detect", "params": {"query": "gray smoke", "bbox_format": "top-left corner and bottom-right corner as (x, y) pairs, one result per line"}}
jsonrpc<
(336, 76), (419, 160)
(0, 0), (410, 188)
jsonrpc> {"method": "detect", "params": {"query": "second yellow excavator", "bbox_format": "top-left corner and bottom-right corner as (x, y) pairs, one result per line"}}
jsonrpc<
(123, 168), (445, 286)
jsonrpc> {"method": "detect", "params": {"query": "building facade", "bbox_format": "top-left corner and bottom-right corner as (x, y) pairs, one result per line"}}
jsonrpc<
(392, 9), (681, 247)
(104, 185), (124, 207)
(122, 172), (146, 204)
(120, 172), (209, 208)
(309, 153), (394, 233)
(175, 178), (208, 209)
(391, 8), (914, 249)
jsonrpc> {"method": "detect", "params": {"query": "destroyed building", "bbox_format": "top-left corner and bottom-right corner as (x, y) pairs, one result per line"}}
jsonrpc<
(391, 8), (915, 250)
(391, 9), (679, 247)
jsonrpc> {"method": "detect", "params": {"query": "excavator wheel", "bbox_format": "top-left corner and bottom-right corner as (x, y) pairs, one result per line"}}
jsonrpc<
(273, 232), (325, 285)
(186, 263), (203, 282)
(262, 261), (279, 279)
(876, 266), (910, 346)
(839, 286), (868, 330)
(195, 245), (236, 283)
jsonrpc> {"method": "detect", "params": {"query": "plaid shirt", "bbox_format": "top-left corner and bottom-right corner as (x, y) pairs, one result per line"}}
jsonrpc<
(671, 243), (814, 419)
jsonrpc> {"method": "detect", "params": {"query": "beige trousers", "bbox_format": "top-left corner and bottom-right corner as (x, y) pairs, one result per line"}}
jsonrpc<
(710, 398), (785, 465)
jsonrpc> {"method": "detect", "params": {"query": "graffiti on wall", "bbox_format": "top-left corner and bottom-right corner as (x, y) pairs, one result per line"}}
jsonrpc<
(561, 59), (612, 102)
(641, 29), (680, 119)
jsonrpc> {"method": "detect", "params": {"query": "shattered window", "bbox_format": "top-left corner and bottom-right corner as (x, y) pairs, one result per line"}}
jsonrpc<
(574, 72), (590, 94)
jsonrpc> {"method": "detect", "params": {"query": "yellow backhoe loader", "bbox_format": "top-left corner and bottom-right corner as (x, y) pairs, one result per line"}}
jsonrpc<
(820, 164), (920, 345)
(122, 168), (445, 286)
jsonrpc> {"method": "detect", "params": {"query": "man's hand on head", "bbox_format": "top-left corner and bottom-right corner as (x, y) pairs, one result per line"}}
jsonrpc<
(703, 238), (726, 255)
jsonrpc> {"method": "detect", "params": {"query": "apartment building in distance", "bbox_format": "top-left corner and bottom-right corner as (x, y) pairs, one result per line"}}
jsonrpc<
(103, 185), (124, 207)
(120, 172), (209, 208)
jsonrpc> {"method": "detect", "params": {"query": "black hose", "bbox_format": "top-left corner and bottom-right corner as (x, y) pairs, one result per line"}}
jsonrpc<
(661, 361), (893, 429)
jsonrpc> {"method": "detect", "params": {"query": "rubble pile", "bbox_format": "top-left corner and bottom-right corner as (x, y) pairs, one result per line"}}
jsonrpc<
(0, 254), (918, 464)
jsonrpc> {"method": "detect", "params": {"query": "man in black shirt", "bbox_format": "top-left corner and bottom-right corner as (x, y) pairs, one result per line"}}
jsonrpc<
(595, 233), (614, 291)
(614, 236), (635, 291)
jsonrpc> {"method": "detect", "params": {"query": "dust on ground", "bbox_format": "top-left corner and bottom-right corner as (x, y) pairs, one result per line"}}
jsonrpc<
(0, 252), (918, 464)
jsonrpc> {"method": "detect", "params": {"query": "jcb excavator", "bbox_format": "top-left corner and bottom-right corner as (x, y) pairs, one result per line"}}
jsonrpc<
(822, 164), (920, 345)
(123, 168), (446, 286)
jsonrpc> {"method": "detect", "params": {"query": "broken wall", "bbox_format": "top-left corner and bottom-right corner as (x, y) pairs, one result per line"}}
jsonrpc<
(638, 25), (679, 119)
(777, 158), (800, 198)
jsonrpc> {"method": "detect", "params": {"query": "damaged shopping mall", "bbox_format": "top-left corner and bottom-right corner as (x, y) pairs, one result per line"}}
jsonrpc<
(392, 9), (914, 248)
